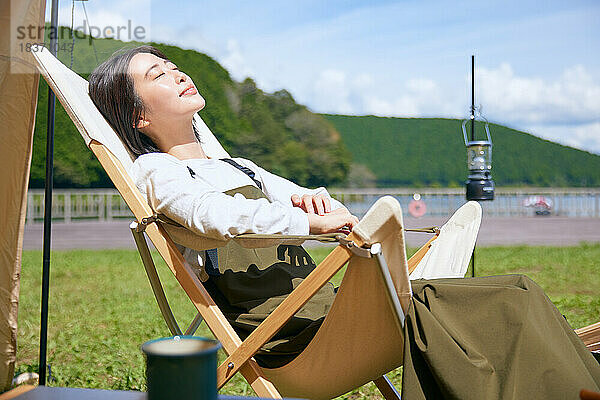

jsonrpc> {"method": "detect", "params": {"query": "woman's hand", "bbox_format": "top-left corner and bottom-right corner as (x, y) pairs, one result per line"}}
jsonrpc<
(291, 193), (331, 215)
(307, 208), (360, 234)
(291, 193), (358, 233)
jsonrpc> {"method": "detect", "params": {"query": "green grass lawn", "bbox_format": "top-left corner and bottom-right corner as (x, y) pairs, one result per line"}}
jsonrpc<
(14, 245), (600, 398)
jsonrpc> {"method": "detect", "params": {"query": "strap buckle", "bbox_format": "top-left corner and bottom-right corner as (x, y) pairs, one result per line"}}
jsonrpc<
(336, 236), (372, 258)
(135, 214), (160, 232)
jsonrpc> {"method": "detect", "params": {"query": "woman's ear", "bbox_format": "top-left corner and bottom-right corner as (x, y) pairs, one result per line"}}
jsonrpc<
(134, 117), (150, 130)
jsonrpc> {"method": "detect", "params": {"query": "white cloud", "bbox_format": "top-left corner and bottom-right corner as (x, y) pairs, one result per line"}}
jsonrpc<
(149, 23), (219, 58)
(310, 69), (353, 114)
(309, 72), (459, 118)
(474, 63), (600, 153)
(571, 122), (600, 154)
(478, 63), (600, 125)
(571, 122), (600, 153)
(364, 78), (457, 117)
(522, 122), (600, 154)
(219, 39), (255, 82)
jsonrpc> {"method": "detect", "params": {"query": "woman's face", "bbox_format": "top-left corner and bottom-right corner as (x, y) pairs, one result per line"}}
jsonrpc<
(128, 52), (205, 125)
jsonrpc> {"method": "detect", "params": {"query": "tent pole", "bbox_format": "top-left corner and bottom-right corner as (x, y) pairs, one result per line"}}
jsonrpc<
(470, 54), (476, 278)
(39, 0), (59, 386)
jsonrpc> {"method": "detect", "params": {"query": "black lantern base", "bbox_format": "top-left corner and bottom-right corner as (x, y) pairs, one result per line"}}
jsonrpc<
(466, 178), (495, 201)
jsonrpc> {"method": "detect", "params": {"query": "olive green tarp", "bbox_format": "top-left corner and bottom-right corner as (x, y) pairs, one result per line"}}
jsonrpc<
(402, 274), (600, 400)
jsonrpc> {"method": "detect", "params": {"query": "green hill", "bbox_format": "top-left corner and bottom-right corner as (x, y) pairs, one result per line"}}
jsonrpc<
(30, 25), (600, 188)
(322, 115), (600, 187)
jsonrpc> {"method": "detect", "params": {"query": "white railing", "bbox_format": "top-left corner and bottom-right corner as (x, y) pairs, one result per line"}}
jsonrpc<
(25, 187), (600, 224)
(329, 187), (600, 218)
(26, 189), (133, 224)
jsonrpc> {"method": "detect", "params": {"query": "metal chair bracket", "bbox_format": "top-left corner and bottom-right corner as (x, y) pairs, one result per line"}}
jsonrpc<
(135, 213), (160, 232)
(336, 237), (372, 258)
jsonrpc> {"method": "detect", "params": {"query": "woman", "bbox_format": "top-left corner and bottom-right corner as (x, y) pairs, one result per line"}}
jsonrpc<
(88, 45), (358, 368)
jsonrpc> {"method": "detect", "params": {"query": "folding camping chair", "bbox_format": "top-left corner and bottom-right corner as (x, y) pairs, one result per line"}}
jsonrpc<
(30, 44), (459, 398)
(38, 44), (591, 399)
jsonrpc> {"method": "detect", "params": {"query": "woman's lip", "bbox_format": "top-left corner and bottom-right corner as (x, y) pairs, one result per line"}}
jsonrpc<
(180, 87), (197, 96)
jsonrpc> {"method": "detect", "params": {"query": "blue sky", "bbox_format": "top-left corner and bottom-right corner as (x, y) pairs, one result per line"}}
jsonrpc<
(48, 0), (600, 153)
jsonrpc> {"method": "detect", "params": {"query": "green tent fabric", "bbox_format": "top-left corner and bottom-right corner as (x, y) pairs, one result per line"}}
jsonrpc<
(402, 274), (600, 399)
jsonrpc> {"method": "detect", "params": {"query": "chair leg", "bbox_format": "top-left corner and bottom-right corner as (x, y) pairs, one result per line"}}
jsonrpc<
(241, 363), (282, 399)
(184, 312), (204, 335)
(130, 222), (182, 336)
(131, 222), (282, 398)
(373, 375), (401, 400)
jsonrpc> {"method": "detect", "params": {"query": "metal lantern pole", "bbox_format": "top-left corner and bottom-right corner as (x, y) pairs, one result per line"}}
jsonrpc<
(471, 55), (475, 142)
(39, 0), (59, 386)
(470, 54), (476, 277)
(463, 55), (496, 277)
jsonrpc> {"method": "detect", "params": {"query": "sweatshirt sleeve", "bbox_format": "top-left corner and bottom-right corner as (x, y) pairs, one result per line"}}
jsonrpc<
(239, 159), (347, 211)
(130, 154), (310, 241)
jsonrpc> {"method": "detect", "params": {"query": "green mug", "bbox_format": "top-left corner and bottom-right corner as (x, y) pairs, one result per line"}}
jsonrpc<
(141, 336), (221, 400)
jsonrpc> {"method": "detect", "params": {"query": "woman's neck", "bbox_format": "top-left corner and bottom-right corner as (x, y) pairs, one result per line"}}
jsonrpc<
(150, 117), (209, 160)
(167, 141), (209, 160)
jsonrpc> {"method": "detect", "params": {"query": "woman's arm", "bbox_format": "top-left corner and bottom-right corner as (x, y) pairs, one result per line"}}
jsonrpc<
(131, 154), (312, 241)
(239, 158), (347, 212)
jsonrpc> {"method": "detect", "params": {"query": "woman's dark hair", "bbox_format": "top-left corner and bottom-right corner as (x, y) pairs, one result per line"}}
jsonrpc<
(88, 45), (201, 157)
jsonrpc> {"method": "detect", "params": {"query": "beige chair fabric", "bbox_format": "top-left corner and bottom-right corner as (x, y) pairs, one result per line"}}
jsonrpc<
(354, 195), (412, 311)
(0, 0), (45, 391)
(409, 201), (481, 279)
(262, 197), (410, 399)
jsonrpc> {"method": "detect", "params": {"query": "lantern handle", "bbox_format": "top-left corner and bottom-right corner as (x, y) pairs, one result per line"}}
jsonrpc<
(461, 118), (470, 146)
(461, 114), (492, 146)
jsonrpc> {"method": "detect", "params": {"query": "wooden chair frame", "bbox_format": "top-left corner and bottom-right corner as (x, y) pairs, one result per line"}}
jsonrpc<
(90, 142), (443, 398)
(30, 43), (439, 398)
(576, 322), (600, 353)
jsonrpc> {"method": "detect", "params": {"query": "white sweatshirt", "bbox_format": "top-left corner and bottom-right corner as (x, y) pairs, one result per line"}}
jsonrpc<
(130, 152), (345, 274)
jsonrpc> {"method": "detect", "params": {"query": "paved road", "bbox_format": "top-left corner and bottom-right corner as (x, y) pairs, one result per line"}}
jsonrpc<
(403, 216), (600, 248)
(22, 216), (600, 250)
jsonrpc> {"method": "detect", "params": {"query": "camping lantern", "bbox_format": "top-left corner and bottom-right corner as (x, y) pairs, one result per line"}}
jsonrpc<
(462, 115), (495, 201)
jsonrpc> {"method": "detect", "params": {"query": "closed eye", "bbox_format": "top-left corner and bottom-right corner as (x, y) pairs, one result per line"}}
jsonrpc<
(154, 63), (179, 79)
(154, 67), (178, 80)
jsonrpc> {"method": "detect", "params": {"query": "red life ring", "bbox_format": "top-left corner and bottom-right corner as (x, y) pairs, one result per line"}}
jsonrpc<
(408, 199), (427, 218)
